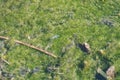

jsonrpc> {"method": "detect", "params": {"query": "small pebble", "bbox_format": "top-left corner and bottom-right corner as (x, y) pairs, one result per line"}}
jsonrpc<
(99, 49), (105, 55)
(84, 43), (91, 51)
(106, 65), (115, 79)
(78, 42), (91, 53)
(27, 36), (31, 40)
(84, 60), (90, 67)
(97, 68), (107, 78)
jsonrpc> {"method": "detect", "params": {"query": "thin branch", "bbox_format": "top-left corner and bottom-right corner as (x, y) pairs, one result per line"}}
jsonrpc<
(0, 36), (57, 58)
(1, 58), (10, 65)
(0, 56), (10, 65)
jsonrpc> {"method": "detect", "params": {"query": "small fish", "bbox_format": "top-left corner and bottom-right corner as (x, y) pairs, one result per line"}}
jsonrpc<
(31, 67), (40, 74)
(101, 19), (114, 27)
(51, 35), (60, 40)
(1, 71), (14, 79)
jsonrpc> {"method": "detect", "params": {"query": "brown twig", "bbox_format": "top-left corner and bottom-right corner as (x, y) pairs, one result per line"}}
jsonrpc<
(1, 58), (10, 65)
(0, 36), (57, 58)
(0, 56), (10, 65)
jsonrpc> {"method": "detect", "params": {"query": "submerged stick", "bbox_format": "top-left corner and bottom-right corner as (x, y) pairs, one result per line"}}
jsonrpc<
(0, 36), (57, 58)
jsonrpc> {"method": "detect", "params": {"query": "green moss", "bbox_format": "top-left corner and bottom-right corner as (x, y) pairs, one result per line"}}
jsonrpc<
(0, 0), (120, 80)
